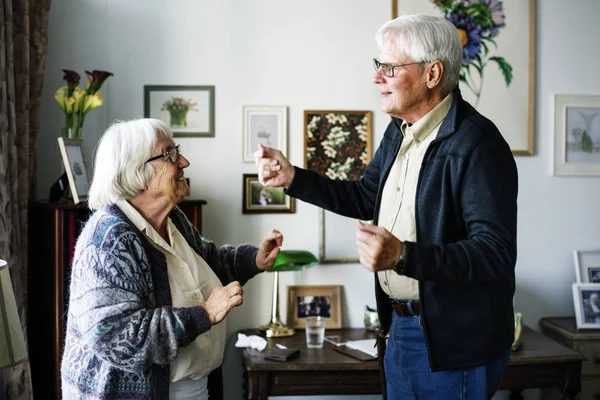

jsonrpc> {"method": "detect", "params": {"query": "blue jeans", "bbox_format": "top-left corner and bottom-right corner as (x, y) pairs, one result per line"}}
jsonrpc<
(384, 313), (511, 400)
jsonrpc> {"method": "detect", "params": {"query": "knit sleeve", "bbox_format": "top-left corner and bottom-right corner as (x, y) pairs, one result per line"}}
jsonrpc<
(68, 217), (211, 371)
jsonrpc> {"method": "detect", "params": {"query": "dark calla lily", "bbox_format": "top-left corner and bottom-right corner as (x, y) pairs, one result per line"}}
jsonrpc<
(84, 70), (114, 94)
(62, 69), (80, 96)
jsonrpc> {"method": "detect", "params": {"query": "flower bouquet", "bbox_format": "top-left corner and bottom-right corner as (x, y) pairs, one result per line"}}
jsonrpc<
(161, 97), (198, 128)
(430, 0), (513, 107)
(54, 69), (113, 138)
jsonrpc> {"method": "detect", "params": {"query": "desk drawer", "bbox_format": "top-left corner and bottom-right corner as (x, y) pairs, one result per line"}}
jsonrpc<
(574, 341), (600, 376)
(270, 370), (381, 396)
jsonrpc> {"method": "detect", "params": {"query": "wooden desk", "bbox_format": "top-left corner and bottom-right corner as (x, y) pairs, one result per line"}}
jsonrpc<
(241, 326), (583, 400)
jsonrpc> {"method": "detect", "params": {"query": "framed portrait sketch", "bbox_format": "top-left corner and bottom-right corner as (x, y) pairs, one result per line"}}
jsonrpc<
(572, 283), (600, 329)
(391, 0), (536, 156)
(574, 249), (600, 283)
(286, 285), (342, 329)
(304, 110), (372, 263)
(57, 137), (92, 204)
(242, 174), (295, 214)
(243, 106), (287, 162)
(144, 85), (215, 137)
(554, 94), (600, 176)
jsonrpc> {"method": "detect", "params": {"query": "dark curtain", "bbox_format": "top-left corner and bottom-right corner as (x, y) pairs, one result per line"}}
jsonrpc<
(0, 0), (51, 399)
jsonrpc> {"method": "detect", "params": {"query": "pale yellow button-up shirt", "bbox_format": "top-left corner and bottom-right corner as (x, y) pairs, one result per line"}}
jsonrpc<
(377, 93), (453, 300)
(117, 200), (225, 383)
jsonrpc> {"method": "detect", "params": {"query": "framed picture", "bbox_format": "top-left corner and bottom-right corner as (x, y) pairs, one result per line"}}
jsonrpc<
(554, 94), (600, 176)
(144, 85), (215, 137)
(242, 174), (295, 214)
(304, 110), (372, 263)
(57, 137), (92, 204)
(286, 285), (342, 329)
(391, 0), (536, 156)
(574, 249), (600, 283)
(572, 283), (600, 329)
(243, 106), (287, 162)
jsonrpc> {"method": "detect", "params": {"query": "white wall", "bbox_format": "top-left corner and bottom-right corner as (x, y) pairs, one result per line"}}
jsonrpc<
(37, 1), (600, 399)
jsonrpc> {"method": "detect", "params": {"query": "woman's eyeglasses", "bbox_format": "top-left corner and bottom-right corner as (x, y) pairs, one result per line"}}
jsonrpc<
(145, 144), (181, 164)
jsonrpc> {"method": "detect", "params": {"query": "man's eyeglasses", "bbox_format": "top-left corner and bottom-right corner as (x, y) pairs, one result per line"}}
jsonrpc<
(373, 58), (421, 78)
(145, 144), (181, 164)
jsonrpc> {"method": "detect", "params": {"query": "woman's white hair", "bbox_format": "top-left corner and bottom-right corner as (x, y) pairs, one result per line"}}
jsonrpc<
(375, 14), (463, 94)
(87, 118), (172, 210)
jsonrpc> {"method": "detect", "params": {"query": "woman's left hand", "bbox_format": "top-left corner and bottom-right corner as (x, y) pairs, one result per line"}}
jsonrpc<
(256, 229), (284, 271)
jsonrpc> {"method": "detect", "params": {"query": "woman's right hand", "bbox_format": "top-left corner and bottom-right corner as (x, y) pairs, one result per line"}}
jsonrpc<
(202, 281), (243, 325)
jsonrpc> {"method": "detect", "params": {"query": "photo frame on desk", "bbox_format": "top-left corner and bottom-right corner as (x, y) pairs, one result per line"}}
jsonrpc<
(572, 283), (600, 329)
(304, 110), (372, 263)
(574, 249), (600, 283)
(391, 0), (536, 156)
(286, 285), (342, 329)
(57, 137), (92, 204)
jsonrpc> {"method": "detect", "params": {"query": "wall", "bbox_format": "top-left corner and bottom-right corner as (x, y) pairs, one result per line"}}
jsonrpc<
(37, 1), (600, 399)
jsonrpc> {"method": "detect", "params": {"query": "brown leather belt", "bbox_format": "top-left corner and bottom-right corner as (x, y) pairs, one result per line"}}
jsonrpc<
(391, 301), (421, 317)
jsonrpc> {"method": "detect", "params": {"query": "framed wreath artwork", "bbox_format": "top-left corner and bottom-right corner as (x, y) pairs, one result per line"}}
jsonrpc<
(303, 110), (372, 263)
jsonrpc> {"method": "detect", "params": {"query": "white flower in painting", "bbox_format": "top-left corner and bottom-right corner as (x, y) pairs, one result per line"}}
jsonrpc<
(326, 113), (338, 124)
(360, 151), (369, 165)
(324, 146), (337, 158)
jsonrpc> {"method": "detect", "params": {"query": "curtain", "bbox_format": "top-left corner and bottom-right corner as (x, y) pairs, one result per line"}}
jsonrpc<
(0, 0), (51, 399)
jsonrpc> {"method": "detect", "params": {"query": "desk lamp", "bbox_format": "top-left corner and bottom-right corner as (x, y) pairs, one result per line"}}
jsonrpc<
(259, 250), (318, 337)
(0, 259), (28, 368)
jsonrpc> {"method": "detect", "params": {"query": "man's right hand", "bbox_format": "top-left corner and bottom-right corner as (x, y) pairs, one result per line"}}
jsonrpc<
(202, 281), (243, 325)
(255, 144), (295, 188)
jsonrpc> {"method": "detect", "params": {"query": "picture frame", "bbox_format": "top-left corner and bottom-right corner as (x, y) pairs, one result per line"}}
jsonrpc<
(572, 283), (600, 329)
(304, 110), (372, 263)
(286, 285), (342, 329)
(242, 174), (295, 214)
(242, 106), (287, 162)
(391, 0), (536, 156)
(57, 137), (93, 204)
(144, 85), (215, 138)
(573, 249), (600, 283)
(554, 94), (600, 176)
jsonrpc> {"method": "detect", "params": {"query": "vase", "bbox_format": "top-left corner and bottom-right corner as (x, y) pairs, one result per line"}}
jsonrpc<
(169, 110), (189, 128)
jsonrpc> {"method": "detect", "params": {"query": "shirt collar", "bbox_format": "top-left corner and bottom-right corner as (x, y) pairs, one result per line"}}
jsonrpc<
(401, 92), (454, 144)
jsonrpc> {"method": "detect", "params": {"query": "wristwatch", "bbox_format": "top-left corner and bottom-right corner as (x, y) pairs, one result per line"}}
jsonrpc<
(395, 244), (406, 274)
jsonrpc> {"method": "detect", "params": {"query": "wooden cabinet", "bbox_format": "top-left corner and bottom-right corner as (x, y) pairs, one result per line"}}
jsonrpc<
(27, 199), (206, 400)
(540, 317), (600, 400)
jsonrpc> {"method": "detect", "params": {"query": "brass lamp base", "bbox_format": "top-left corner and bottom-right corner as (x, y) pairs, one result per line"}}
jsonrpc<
(259, 319), (295, 338)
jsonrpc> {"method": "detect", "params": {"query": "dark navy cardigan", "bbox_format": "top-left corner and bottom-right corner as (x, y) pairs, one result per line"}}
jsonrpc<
(286, 90), (518, 371)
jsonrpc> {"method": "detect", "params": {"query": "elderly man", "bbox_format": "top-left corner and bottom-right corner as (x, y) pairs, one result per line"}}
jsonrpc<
(61, 118), (283, 400)
(255, 14), (518, 400)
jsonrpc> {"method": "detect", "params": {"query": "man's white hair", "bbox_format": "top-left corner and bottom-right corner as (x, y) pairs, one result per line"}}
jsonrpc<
(375, 14), (463, 94)
(87, 118), (172, 210)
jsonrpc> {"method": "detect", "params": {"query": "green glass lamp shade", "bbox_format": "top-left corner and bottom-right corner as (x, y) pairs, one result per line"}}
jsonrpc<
(271, 250), (318, 272)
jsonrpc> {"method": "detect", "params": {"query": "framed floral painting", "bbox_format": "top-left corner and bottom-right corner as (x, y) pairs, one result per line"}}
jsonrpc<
(144, 85), (215, 137)
(303, 110), (372, 263)
(391, 0), (536, 156)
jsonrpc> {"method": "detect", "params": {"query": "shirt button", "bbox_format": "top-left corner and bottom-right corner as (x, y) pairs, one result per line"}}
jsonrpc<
(415, 139), (420, 145)
(396, 187), (400, 191)
(194, 294), (201, 300)
(384, 281), (388, 286)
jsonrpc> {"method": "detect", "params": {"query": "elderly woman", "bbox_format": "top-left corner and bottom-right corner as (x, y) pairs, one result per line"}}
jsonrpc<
(61, 118), (283, 400)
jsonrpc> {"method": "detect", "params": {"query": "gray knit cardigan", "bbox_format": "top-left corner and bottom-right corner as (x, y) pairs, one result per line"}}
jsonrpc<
(61, 204), (261, 399)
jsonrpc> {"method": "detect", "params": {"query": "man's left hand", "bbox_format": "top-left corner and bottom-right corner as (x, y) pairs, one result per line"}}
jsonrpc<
(356, 221), (402, 272)
(256, 229), (284, 271)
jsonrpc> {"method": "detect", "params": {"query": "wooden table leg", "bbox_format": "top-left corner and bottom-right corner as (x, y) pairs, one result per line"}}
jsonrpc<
(509, 391), (524, 400)
(562, 361), (582, 400)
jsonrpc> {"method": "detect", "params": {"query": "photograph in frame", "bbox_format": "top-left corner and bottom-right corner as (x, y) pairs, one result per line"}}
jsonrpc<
(243, 106), (287, 162)
(573, 249), (600, 283)
(554, 94), (600, 176)
(572, 283), (600, 329)
(391, 0), (536, 156)
(57, 137), (92, 204)
(242, 174), (294, 214)
(286, 285), (342, 329)
(144, 85), (215, 138)
(303, 110), (372, 263)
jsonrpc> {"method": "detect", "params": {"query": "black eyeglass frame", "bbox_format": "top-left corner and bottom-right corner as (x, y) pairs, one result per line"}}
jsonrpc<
(145, 144), (181, 164)
(373, 58), (422, 78)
